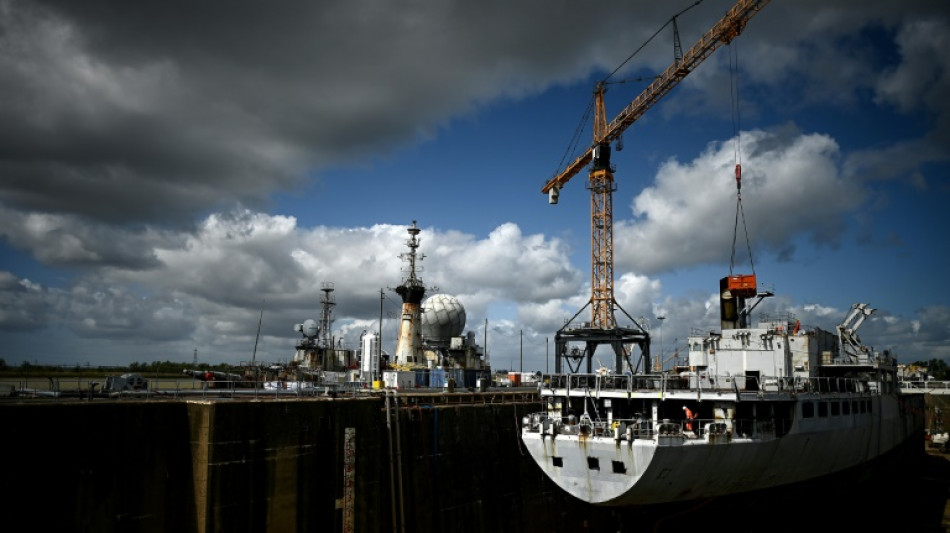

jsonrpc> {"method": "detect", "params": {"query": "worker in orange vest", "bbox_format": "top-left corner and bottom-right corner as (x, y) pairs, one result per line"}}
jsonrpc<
(683, 405), (696, 432)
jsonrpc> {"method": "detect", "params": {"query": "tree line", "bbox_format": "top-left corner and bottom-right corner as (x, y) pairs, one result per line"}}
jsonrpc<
(0, 359), (238, 376)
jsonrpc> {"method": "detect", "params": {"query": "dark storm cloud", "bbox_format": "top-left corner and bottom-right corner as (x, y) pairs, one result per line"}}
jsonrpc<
(0, 0), (684, 230)
(0, 271), (52, 331)
(3, 0), (945, 232)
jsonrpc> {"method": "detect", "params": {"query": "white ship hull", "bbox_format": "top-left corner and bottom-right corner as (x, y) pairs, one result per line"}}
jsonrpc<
(522, 296), (925, 507)
(523, 391), (922, 506)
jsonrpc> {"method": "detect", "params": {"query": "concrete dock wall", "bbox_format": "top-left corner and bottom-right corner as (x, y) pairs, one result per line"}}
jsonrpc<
(1, 393), (581, 532)
(2, 401), (199, 531)
(0, 392), (939, 532)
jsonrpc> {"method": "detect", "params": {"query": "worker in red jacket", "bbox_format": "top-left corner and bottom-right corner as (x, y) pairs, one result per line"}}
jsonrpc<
(683, 405), (696, 433)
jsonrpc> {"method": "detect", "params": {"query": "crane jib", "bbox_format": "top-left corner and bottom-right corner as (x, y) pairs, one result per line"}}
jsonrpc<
(541, 0), (770, 195)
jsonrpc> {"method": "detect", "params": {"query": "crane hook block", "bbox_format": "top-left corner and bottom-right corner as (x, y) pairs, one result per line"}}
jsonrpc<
(549, 185), (560, 205)
(735, 164), (742, 191)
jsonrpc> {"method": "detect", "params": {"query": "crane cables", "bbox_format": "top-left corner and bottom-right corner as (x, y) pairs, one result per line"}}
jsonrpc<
(728, 36), (756, 277)
(552, 98), (595, 182)
(550, 0), (707, 182)
(604, 0), (704, 83)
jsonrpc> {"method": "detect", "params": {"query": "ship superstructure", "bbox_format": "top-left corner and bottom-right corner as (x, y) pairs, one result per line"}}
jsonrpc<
(291, 281), (357, 380)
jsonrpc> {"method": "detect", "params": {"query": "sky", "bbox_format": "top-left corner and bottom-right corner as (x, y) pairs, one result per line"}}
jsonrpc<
(0, 0), (948, 373)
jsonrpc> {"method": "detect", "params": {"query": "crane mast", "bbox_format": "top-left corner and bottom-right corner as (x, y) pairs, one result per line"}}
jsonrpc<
(546, 0), (769, 373)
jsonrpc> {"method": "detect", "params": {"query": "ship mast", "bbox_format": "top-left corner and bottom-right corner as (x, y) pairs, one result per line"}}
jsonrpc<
(393, 221), (427, 367)
(319, 283), (336, 350)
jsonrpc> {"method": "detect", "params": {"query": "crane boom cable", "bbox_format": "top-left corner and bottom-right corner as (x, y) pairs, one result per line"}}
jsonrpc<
(604, 0), (705, 84)
(741, 198), (756, 274)
(727, 38), (756, 276)
(547, 2), (703, 189)
(553, 97), (597, 185)
(542, 0), (770, 194)
(542, 0), (768, 333)
(731, 196), (756, 275)
(730, 41), (742, 168)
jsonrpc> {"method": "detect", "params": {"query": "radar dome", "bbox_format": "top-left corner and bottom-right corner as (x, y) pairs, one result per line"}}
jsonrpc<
(421, 294), (466, 341)
(302, 319), (318, 338)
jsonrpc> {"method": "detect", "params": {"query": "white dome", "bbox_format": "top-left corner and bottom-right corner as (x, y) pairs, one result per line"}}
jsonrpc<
(302, 319), (318, 339)
(421, 294), (466, 340)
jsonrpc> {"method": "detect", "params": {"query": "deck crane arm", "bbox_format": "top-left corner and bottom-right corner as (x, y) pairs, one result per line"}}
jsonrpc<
(542, 0), (770, 197)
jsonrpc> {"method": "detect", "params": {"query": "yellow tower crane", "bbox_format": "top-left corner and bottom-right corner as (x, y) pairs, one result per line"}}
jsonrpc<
(545, 0), (769, 374)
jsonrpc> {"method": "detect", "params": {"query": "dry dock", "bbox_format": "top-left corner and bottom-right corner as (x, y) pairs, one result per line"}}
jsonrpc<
(0, 390), (945, 532)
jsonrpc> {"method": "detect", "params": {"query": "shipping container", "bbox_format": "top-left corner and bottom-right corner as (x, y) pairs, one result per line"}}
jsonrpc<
(383, 370), (415, 390)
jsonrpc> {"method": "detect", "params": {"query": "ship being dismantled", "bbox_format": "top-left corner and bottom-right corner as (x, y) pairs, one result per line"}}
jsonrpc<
(520, 275), (926, 506)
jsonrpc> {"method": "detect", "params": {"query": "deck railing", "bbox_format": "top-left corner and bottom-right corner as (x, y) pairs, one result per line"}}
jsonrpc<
(540, 372), (880, 396)
(0, 377), (374, 400)
(522, 411), (794, 441)
(900, 380), (950, 395)
(0, 377), (543, 403)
